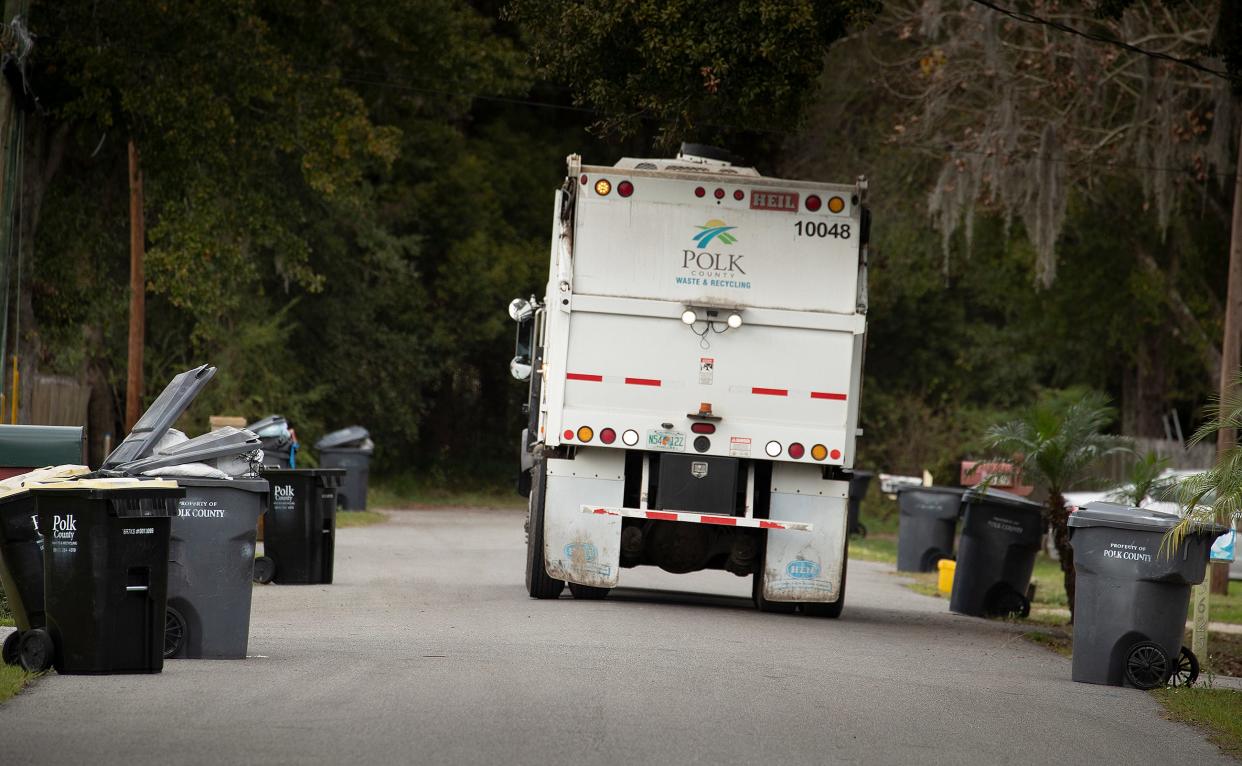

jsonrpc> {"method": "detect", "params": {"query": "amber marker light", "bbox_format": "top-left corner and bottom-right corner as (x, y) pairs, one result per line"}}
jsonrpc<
(577, 426), (595, 442)
(594, 179), (612, 196)
(827, 196), (845, 213)
(811, 444), (828, 461)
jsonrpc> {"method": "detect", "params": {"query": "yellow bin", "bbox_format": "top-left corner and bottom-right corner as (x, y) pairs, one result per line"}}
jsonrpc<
(937, 559), (956, 594)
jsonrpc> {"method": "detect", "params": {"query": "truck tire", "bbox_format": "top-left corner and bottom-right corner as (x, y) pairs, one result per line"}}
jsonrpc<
(752, 536), (797, 614)
(804, 552), (847, 619)
(568, 582), (610, 599)
(526, 457), (566, 599)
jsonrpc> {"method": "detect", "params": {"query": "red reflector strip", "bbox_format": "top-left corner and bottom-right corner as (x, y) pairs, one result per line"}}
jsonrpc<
(752, 387), (788, 396)
(625, 377), (661, 387)
(566, 373), (603, 382)
(810, 391), (847, 400)
(583, 506), (812, 532)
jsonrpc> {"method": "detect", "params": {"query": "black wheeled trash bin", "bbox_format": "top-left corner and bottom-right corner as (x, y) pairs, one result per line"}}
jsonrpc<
(949, 488), (1043, 618)
(22, 479), (183, 675)
(1068, 501), (1225, 689)
(165, 478), (269, 659)
(257, 468), (343, 584)
(847, 470), (874, 538)
(897, 486), (964, 572)
(316, 427), (373, 511)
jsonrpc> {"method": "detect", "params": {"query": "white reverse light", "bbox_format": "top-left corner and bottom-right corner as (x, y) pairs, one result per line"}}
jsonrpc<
(622, 429), (640, 446)
(727, 313), (742, 329)
(765, 440), (782, 457)
(681, 310), (697, 325)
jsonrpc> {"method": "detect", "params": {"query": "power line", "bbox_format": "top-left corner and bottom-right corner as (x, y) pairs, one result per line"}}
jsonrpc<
(969, 0), (1234, 82)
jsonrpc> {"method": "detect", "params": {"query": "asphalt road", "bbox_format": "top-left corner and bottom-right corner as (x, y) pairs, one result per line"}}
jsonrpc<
(0, 508), (1233, 765)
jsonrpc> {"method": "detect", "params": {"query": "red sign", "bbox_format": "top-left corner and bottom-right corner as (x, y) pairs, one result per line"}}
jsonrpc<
(750, 190), (799, 212)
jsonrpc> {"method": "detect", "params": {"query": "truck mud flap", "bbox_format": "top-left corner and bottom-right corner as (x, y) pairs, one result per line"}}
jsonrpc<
(763, 467), (849, 603)
(543, 452), (624, 588)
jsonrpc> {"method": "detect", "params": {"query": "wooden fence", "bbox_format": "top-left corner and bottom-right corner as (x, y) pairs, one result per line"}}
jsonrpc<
(1093, 436), (1216, 486)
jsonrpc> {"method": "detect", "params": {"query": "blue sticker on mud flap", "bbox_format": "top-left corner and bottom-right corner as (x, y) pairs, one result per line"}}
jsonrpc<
(786, 559), (821, 579)
(564, 542), (598, 562)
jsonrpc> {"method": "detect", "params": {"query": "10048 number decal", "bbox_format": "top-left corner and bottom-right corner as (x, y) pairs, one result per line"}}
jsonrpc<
(796, 220), (851, 239)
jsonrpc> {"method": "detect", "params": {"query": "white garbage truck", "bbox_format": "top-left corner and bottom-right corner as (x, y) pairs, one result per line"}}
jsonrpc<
(508, 144), (869, 616)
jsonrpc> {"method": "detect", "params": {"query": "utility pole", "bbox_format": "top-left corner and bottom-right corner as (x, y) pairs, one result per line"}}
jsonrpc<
(125, 140), (144, 432)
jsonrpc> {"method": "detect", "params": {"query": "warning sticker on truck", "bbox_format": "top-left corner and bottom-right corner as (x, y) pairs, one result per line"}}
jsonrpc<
(729, 437), (752, 457)
(699, 357), (714, 385)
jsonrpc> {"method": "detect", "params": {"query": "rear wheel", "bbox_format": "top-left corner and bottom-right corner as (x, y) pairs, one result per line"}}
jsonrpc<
(568, 583), (610, 599)
(985, 585), (1031, 619)
(164, 606), (187, 659)
(804, 552), (847, 619)
(920, 549), (949, 572)
(253, 556), (275, 584)
(526, 458), (566, 599)
(18, 628), (53, 673)
(2, 630), (21, 666)
(1171, 646), (1200, 688)
(1124, 641), (1171, 690)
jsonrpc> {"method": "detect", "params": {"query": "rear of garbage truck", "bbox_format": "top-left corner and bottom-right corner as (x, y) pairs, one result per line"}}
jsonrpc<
(509, 145), (869, 615)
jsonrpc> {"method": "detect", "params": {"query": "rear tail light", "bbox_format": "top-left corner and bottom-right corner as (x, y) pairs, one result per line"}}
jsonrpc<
(714, 188), (725, 199)
(733, 189), (744, 201)
(563, 429), (575, 441)
(811, 444), (828, 461)
(805, 195), (822, 212)
(830, 448), (842, 460)
(622, 429), (640, 446)
(577, 426), (594, 442)
(618, 181), (634, 198)
(600, 428), (617, 444)
(765, 441), (782, 458)
(691, 423), (716, 434)
(788, 443), (805, 459)
(694, 187), (706, 198)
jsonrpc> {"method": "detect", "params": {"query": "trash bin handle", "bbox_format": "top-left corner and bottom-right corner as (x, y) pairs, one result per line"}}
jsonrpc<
(125, 585), (148, 592)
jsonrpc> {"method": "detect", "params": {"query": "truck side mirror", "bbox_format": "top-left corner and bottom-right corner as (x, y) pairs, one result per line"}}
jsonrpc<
(508, 298), (533, 322)
(510, 356), (532, 381)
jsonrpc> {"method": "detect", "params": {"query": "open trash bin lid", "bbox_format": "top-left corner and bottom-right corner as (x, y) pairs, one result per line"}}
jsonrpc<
(102, 364), (217, 468)
(115, 427), (260, 475)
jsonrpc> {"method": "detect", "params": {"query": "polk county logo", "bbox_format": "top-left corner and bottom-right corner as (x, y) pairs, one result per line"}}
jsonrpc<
(678, 220), (751, 289)
(52, 514), (77, 540)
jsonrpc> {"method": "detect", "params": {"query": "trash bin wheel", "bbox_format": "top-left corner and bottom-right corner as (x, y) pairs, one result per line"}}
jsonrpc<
(985, 585), (1031, 619)
(18, 628), (53, 673)
(1124, 641), (1172, 690)
(568, 583), (610, 600)
(2, 630), (21, 666)
(164, 606), (187, 659)
(920, 549), (949, 572)
(855, 522), (867, 539)
(1170, 646), (1200, 688)
(253, 556), (276, 584)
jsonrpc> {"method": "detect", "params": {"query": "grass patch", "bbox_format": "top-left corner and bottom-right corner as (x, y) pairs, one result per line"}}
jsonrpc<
(848, 535), (897, 563)
(905, 572), (943, 598)
(368, 475), (522, 510)
(1023, 629), (1073, 657)
(1200, 579), (1242, 626)
(1153, 687), (1242, 758)
(0, 661), (30, 703)
(336, 510), (386, 528)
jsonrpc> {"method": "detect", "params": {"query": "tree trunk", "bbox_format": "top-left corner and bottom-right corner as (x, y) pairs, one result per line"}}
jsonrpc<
(1218, 116), (1242, 454)
(1047, 490), (1075, 622)
(1121, 332), (1168, 438)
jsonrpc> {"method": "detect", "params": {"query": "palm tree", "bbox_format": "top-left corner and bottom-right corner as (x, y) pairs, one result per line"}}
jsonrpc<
(1112, 451), (1173, 508)
(982, 391), (1131, 620)
(1166, 371), (1242, 552)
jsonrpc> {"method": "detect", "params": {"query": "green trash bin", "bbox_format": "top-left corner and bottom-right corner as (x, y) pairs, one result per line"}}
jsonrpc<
(0, 425), (84, 480)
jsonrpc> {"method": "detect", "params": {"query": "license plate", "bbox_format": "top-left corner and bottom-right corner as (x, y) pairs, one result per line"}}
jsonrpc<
(646, 429), (686, 452)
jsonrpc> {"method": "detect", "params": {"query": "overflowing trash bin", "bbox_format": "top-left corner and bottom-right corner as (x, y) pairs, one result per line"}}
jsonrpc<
(315, 426), (373, 511)
(949, 488), (1043, 618)
(0, 465), (89, 665)
(20, 478), (183, 674)
(1069, 501), (1225, 689)
(846, 470), (873, 538)
(896, 486), (964, 572)
(249, 415), (297, 468)
(257, 468), (343, 584)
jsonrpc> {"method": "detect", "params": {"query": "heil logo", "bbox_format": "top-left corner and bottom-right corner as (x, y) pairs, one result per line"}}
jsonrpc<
(786, 559), (821, 580)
